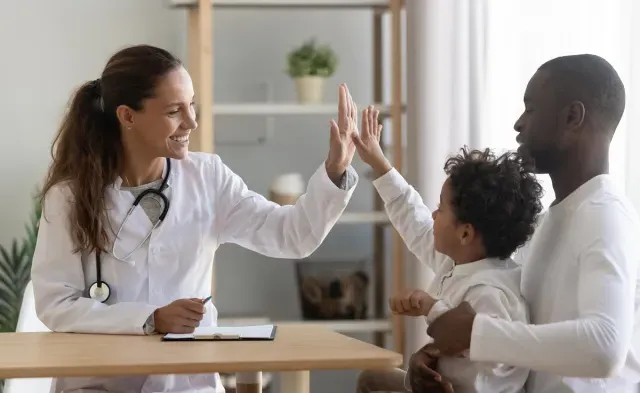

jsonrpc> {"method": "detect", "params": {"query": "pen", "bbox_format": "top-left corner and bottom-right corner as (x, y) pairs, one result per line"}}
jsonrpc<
(202, 295), (212, 304)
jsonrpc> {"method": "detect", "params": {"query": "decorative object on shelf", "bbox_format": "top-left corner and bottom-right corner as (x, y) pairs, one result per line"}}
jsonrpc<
(286, 38), (338, 104)
(269, 173), (305, 206)
(295, 259), (369, 320)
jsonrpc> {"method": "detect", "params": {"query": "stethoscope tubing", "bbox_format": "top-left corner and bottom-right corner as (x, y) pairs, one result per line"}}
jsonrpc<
(89, 158), (171, 303)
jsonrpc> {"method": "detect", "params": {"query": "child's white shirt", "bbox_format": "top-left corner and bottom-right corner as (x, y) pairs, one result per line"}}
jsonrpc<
(372, 168), (529, 393)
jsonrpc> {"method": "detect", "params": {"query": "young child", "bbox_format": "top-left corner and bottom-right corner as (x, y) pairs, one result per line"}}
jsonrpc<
(353, 106), (544, 393)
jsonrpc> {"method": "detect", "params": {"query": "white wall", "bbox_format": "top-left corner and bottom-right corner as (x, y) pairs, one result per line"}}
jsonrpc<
(0, 1), (384, 392)
(208, 9), (385, 393)
(0, 0), (186, 246)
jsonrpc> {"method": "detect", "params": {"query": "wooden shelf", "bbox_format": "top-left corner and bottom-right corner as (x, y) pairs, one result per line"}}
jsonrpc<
(211, 102), (405, 116)
(217, 317), (391, 333)
(171, 0), (392, 9)
(338, 211), (389, 225)
(182, 0), (406, 357)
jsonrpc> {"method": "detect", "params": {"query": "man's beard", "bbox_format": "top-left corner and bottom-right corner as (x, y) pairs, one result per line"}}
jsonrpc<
(527, 146), (566, 175)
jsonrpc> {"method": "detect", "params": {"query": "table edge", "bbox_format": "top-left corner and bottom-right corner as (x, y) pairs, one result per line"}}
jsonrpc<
(0, 356), (403, 379)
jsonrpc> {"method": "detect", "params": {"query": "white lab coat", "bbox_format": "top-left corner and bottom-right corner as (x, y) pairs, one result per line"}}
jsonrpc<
(30, 151), (358, 393)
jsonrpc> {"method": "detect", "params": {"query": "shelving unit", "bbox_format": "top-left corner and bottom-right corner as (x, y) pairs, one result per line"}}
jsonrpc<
(170, 0), (406, 357)
(210, 102), (404, 116)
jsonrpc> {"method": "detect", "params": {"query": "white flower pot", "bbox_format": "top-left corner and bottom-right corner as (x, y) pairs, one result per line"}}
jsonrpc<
(294, 76), (325, 104)
(269, 173), (305, 205)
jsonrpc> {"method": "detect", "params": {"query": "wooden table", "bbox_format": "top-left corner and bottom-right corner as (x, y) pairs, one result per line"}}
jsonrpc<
(0, 324), (403, 393)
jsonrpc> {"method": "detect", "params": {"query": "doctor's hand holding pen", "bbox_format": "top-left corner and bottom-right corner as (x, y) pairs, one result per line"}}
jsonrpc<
(325, 83), (359, 186)
(152, 297), (208, 334)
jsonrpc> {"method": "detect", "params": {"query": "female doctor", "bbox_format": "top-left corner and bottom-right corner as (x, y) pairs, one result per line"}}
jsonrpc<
(30, 44), (361, 393)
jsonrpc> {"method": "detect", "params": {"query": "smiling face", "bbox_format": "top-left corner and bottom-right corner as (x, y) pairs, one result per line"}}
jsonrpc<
(513, 69), (572, 174)
(116, 66), (198, 160)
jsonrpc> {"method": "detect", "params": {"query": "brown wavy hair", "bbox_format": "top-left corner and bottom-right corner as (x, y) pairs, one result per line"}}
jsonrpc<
(40, 45), (182, 255)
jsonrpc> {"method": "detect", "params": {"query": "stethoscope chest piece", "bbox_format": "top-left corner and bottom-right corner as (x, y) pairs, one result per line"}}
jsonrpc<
(89, 281), (111, 303)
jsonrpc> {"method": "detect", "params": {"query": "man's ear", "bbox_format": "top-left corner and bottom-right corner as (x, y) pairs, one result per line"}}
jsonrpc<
(565, 100), (586, 130)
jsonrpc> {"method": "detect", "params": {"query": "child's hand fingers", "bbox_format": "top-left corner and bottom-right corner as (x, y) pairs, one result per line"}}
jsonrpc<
(360, 108), (368, 134)
(352, 133), (366, 150)
(400, 297), (413, 312)
(374, 110), (381, 140)
(409, 291), (423, 309)
(389, 297), (401, 314)
(370, 108), (377, 134)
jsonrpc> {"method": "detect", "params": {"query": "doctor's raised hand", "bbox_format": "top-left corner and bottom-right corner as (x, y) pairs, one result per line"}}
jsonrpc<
(29, 44), (360, 393)
(325, 83), (359, 185)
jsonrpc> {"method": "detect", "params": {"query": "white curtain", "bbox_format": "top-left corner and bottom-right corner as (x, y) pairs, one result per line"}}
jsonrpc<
(404, 0), (637, 361)
(484, 0), (633, 209)
(404, 0), (488, 360)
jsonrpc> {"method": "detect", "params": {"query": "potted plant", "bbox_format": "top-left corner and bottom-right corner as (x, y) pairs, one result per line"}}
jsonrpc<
(286, 38), (338, 104)
(0, 192), (41, 392)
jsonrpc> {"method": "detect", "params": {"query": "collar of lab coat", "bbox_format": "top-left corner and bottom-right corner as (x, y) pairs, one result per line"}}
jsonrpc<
(110, 158), (175, 191)
(104, 158), (176, 264)
(451, 257), (510, 277)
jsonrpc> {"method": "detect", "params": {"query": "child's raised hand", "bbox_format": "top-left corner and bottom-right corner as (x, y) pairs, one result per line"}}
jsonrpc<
(389, 289), (437, 317)
(353, 105), (392, 178)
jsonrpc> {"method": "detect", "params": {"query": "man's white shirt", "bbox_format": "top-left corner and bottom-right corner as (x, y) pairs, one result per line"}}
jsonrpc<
(470, 175), (640, 393)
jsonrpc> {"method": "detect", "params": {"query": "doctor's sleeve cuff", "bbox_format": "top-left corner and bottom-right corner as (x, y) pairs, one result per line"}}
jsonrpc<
(137, 305), (161, 335)
(372, 168), (408, 204)
(143, 312), (156, 335)
(318, 164), (358, 197)
(339, 166), (358, 191)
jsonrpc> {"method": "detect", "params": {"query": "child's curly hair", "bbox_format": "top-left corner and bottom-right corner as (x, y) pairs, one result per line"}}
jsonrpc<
(443, 146), (544, 259)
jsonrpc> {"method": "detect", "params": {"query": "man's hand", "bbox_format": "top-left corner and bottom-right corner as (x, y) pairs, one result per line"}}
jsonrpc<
(389, 289), (437, 317)
(326, 83), (358, 184)
(353, 105), (392, 179)
(153, 298), (205, 334)
(426, 301), (476, 357)
(408, 344), (454, 393)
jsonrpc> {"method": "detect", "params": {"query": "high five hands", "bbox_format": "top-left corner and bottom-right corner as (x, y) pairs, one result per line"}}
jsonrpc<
(326, 85), (395, 185)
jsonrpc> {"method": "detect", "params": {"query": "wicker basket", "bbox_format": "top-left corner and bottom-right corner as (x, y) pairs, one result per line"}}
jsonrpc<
(294, 259), (369, 320)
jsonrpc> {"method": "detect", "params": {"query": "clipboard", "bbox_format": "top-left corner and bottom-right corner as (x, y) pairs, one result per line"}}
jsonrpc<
(161, 324), (277, 342)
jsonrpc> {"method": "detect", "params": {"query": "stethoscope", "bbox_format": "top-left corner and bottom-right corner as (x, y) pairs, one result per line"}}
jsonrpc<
(88, 157), (172, 303)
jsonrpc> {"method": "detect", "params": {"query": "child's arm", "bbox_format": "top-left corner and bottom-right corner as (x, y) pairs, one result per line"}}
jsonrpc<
(353, 106), (449, 271)
(389, 289), (440, 317)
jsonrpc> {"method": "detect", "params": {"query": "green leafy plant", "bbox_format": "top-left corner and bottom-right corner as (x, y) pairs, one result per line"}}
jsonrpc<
(0, 192), (40, 392)
(0, 193), (41, 333)
(286, 38), (338, 78)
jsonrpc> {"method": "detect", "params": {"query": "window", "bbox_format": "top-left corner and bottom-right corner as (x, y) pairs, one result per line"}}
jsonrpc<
(483, 0), (632, 208)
